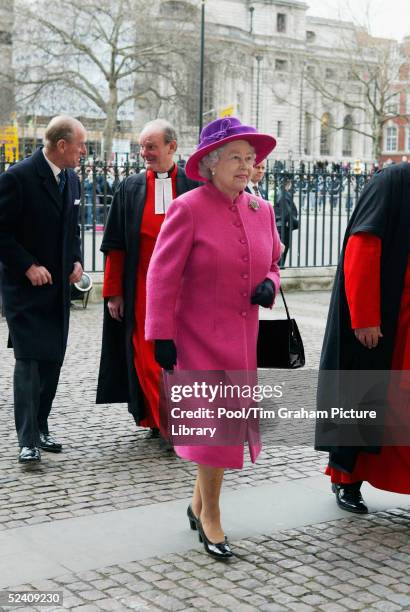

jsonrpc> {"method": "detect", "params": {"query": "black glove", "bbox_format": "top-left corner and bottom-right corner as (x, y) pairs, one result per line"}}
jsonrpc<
(154, 339), (177, 371)
(251, 279), (275, 307)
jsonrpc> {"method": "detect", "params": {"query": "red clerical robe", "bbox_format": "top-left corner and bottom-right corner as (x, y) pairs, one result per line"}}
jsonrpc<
(103, 166), (178, 428)
(326, 232), (410, 492)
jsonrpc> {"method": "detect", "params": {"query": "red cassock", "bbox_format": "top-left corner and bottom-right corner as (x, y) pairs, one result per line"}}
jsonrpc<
(102, 166), (178, 428)
(326, 232), (410, 492)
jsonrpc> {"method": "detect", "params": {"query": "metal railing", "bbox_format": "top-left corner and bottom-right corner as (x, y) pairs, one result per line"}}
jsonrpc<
(262, 163), (372, 268)
(0, 149), (372, 271)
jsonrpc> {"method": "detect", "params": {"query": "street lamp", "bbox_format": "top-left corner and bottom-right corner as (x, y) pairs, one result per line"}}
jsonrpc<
(249, 6), (254, 34)
(198, 0), (206, 138)
(298, 61), (306, 158)
(255, 54), (263, 130)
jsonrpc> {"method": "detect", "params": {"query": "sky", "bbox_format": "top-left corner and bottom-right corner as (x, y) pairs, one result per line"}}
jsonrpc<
(306, 0), (410, 42)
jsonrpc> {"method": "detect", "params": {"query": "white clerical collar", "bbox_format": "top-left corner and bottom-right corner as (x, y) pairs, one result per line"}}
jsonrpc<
(43, 148), (62, 183)
(155, 173), (173, 214)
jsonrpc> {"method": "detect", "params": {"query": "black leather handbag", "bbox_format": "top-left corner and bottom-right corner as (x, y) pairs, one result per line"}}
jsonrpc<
(257, 288), (305, 369)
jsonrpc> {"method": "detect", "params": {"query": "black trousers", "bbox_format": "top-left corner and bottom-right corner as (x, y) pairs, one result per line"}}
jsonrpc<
(13, 359), (62, 447)
(279, 228), (290, 267)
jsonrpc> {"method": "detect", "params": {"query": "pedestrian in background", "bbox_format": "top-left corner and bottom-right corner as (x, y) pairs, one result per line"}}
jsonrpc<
(246, 160), (267, 198)
(145, 117), (280, 559)
(0, 115), (86, 463)
(274, 178), (298, 267)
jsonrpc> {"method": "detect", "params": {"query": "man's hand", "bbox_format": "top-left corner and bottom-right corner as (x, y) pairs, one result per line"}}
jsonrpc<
(108, 296), (124, 321)
(280, 241), (286, 255)
(354, 326), (383, 349)
(25, 264), (53, 286)
(69, 261), (83, 284)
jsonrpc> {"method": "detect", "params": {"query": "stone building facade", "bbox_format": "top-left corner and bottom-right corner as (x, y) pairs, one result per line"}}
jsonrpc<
(380, 36), (410, 165)
(139, 0), (379, 163)
(6, 0), (406, 163)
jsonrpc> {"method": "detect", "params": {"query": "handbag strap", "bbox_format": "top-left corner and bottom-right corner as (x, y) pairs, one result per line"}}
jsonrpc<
(279, 287), (292, 321)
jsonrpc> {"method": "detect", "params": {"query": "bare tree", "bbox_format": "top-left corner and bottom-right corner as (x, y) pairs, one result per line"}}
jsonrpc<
(302, 27), (409, 160)
(11, 0), (188, 156)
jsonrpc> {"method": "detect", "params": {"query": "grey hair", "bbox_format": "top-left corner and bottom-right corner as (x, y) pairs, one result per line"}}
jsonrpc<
(44, 115), (84, 149)
(198, 145), (227, 180)
(141, 118), (177, 144)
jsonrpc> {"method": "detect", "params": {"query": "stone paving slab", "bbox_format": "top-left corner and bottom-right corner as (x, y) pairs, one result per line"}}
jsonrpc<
(1, 476), (410, 591)
(1, 507), (410, 611)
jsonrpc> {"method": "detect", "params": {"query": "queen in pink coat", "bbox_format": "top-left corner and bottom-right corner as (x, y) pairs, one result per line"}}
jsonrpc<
(145, 117), (281, 559)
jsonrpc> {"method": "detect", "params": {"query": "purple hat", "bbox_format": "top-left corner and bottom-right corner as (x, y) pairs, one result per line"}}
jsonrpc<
(185, 117), (276, 182)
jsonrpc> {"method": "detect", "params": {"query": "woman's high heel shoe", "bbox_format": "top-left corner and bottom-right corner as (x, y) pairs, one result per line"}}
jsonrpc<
(197, 519), (233, 559)
(187, 505), (199, 531)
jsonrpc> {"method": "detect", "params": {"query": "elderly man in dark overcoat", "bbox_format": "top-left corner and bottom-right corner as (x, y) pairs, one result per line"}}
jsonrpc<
(0, 115), (86, 463)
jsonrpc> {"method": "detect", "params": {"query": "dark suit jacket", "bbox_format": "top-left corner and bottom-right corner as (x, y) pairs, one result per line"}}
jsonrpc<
(0, 148), (82, 361)
(245, 183), (268, 200)
(96, 168), (199, 423)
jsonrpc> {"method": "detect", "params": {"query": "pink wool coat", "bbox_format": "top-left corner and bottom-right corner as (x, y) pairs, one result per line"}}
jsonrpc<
(145, 182), (281, 468)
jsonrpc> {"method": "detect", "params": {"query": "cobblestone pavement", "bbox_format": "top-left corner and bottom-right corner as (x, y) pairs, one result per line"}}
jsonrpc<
(0, 294), (327, 531)
(2, 292), (410, 611)
(3, 509), (410, 611)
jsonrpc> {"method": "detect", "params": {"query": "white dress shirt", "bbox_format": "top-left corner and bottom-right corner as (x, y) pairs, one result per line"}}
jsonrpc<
(247, 182), (261, 196)
(42, 149), (62, 184)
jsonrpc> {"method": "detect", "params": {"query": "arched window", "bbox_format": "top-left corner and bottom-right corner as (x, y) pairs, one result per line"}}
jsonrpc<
(385, 124), (398, 152)
(320, 112), (332, 156)
(342, 115), (353, 156)
(304, 112), (312, 155)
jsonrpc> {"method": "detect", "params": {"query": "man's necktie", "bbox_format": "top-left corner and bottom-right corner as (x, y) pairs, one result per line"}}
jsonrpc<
(253, 185), (260, 196)
(58, 170), (66, 193)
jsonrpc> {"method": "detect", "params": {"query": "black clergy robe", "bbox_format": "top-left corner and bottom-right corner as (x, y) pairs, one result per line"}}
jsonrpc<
(315, 162), (410, 472)
(96, 168), (199, 423)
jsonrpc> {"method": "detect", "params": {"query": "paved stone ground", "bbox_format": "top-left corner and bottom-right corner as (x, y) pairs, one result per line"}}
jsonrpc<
(1, 292), (410, 611)
(0, 294), (327, 531)
(2, 509), (410, 611)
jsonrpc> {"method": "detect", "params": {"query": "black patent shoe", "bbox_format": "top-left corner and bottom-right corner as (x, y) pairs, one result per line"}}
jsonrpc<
(187, 505), (199, 531)
(332, 483), (368, 514)
(147, 428), (160, 439)
(19, 446), (41, 463)
(197, 519), (234, 559)
(39, 433), (62, 453)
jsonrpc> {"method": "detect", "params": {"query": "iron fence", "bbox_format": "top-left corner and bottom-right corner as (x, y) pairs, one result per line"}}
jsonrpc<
(0, 148), (372, 271)
(262, 162), (372, 269)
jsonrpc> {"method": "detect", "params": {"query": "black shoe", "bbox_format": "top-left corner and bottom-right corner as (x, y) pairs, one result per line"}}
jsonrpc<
(39, 433), (62, 453)
(19, 446), (41, 463)
(332, 483), (368, 514)
(197, 519), (234, 560)
(146, 428), (160, 439)
(159, 436), (174, 452)
(187, 505), (199, 531)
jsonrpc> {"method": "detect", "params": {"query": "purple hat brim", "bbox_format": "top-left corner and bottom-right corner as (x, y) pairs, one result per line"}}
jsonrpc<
(185, 133), (276, 183)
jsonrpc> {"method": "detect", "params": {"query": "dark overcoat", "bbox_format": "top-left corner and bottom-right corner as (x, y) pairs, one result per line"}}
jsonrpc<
(315, 163), (410, 472)
(96, 168), (199, 423)
(0, 148), (82, 361)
